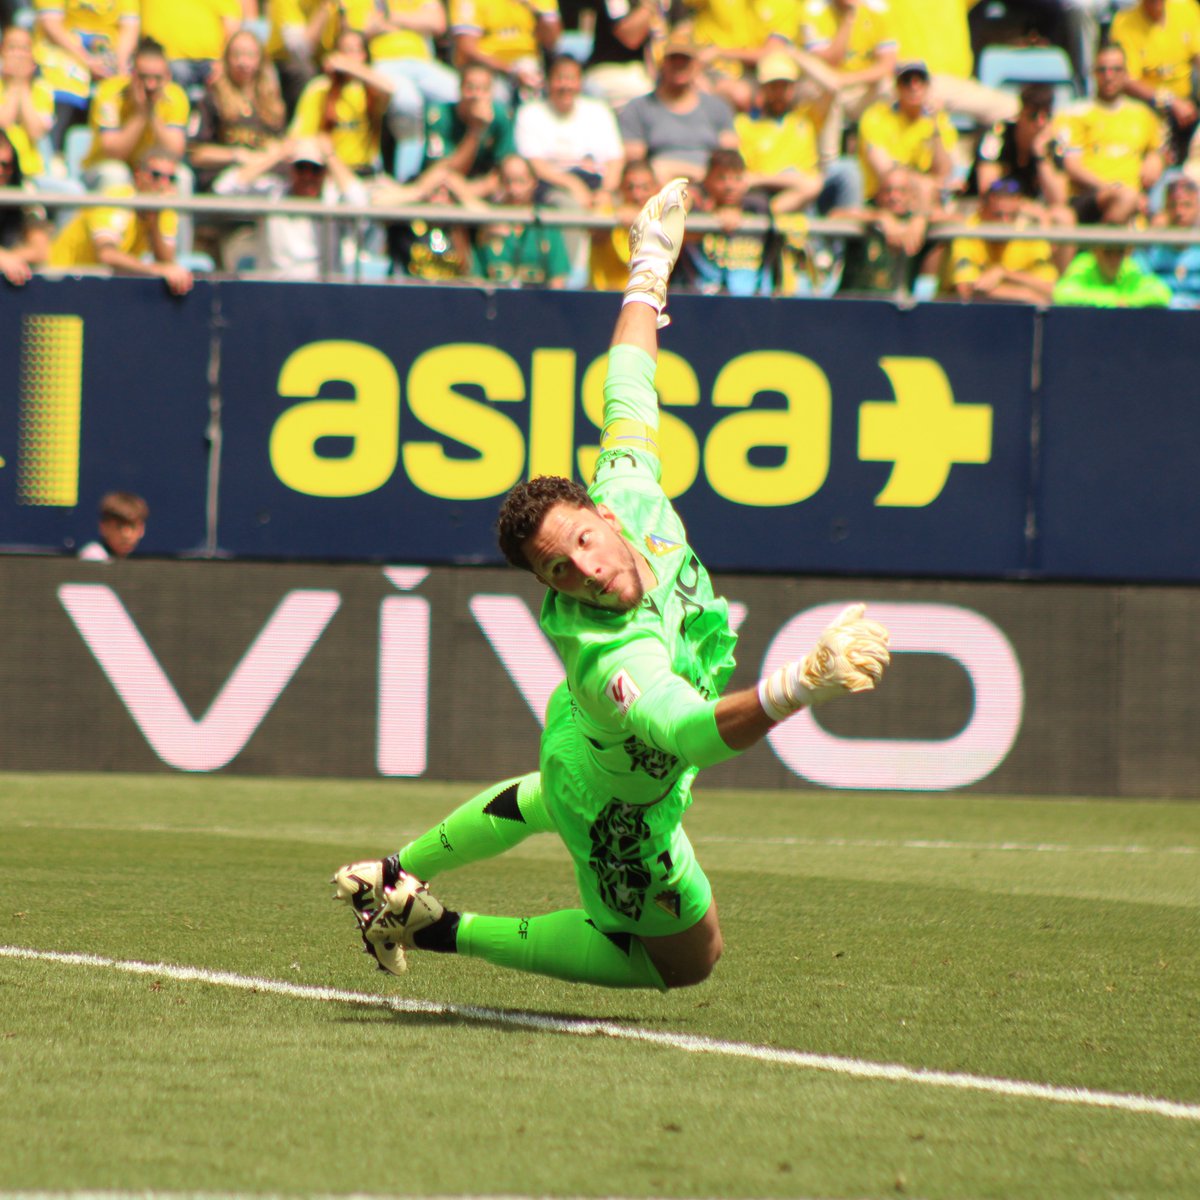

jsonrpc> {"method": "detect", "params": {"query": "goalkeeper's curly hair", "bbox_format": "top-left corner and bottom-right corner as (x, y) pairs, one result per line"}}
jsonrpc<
(496, 475), (596, 571)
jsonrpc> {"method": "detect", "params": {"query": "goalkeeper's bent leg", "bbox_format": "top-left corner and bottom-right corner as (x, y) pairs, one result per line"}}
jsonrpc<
(451, 909), (667, 991)
(397, 773), (553, 881)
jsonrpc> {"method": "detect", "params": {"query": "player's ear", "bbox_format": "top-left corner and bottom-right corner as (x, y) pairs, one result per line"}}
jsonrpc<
(596, 503), (622, 532)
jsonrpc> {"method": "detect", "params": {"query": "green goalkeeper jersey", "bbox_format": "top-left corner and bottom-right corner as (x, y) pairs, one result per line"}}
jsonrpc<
(538, 345), (740, 820)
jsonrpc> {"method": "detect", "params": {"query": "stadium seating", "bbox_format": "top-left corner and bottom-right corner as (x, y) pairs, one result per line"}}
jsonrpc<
(977, 44), (1078, 107)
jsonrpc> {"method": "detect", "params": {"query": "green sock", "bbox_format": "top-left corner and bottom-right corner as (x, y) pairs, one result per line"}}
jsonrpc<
(456, 910), (667, 991)
(398, 773), (553, 881)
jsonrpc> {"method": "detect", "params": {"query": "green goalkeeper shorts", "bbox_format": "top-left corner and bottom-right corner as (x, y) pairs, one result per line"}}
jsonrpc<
(539, 687), (713, 938)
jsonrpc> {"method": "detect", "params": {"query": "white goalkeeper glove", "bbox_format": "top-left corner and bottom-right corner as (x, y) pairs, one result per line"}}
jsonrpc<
(758, 603), (890, 722)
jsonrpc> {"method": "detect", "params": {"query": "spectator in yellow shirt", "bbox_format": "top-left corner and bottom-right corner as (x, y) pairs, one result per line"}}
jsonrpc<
(589, 155), (656, 290)
(31, 0), (139, 150)
(734, 51), (825, 210)
(449, 0), (562, 103)
(82, 37), (190, 187)
(49, 142), (194, 293)
(887, 0), (1015, 127)
(1058, 42), (1165, 225)
(289, 27), (394, 175)
(0, 25), (55, 178)
(800, 0), (897, 165)
(858, 59), (955, 212)
(1111, 0), (1200, 165)
(139, 0), (242, 96)
(945, 177), (1057, 303)
(680, 0), (773, 113)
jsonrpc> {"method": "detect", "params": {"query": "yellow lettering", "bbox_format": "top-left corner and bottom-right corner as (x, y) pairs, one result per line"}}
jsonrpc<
(403, 344), (525, 500)
(528, 349), (577, 479)
(703, 352), (830, 506)
(858, 357), (992, 507)
(270, 340), (399, 497)
(577, 349), (700, 497)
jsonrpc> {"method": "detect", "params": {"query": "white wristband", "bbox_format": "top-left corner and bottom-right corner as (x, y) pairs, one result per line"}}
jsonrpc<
(758, 674), (799, 723)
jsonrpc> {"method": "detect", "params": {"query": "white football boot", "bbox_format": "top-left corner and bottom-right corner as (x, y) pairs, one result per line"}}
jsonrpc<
(623, 176), (689, 328)
(330, 855), (400, 916)
(360, 872), (445, 975)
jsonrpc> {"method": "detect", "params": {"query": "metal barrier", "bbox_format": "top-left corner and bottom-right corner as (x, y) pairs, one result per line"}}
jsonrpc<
(5, 187), (1200, 284)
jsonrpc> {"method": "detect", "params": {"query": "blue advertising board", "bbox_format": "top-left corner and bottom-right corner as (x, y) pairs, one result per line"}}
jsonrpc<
(1038, 306), (1200, 582)
(0, 277), (212, 554)
(216, 284), (1035, 576)
(2, 278), (1196, 582)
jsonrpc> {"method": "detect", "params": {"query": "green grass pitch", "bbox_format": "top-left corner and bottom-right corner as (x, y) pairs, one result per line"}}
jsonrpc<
(1, 772), (1198, 1199)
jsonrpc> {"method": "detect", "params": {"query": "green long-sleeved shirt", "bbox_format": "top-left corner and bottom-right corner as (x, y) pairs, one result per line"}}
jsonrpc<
(1052, 252), (1173, 308)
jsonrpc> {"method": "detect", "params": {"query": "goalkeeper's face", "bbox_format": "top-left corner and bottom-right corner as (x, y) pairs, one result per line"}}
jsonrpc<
(524, 501), (647, 612)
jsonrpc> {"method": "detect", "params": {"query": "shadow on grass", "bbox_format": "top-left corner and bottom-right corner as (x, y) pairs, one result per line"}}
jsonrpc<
(330, 1000), (677, 1030)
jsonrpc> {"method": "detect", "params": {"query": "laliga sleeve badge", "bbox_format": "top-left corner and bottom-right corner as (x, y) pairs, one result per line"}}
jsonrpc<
(605, 668), (642, 716)
(644, 532), (682, 557)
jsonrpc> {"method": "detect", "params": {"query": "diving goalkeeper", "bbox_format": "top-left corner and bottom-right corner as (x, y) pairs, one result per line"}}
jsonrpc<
(332, 178), (890, 991)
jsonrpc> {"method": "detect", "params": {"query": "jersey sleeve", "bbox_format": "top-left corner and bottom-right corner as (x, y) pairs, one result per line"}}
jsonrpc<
(578, 632), (738, 770)
(593, 342), (662, 486)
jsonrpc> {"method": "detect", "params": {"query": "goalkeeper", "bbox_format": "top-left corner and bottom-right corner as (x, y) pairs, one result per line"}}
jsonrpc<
(332, 178), (890, 991)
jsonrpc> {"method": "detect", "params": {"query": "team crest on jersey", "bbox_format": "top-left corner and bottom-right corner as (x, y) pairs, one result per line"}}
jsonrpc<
(644, 532), (682, 557)
(605, 669), (642, 716)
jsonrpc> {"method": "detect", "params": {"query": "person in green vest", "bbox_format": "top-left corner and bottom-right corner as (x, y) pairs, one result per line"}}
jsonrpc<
(1053, 227), (1173, 307)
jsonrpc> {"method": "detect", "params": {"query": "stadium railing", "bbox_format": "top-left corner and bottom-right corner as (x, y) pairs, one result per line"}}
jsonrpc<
(3, 188), (1199, 287)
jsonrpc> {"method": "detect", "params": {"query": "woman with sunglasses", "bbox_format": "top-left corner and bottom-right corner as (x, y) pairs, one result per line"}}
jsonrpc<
(48, 141), (193, 294)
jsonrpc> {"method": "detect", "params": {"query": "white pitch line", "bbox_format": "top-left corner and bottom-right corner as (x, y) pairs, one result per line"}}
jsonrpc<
(696, 835), (1200, 856)
(3, 945), (1198, 1124)
(0, 1194), (754, 1200)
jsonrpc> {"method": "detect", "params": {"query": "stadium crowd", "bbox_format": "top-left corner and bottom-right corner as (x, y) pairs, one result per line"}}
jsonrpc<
(1, 0), (1198, 305)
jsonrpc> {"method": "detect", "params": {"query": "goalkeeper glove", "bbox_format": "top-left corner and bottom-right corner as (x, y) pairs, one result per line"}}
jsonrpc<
(758, 603), (890, 722)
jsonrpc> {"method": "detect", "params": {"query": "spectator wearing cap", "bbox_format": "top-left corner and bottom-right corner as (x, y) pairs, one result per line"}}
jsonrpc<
(1053, 221), (1172, 306)
(1134, 172), (1200, 306)
(888, 0), (1016, 128)
(734, 52), (824, 211)
(858, 59), (956, 213)
(1111, 0), (1200, 167)
(799, 0), (898, 166)
(49, 142), (193, 294)
(944, 177), (1058, 303)
(1057, 42), (1165, 226)
(212, 133), (370, 278)
(617, 26), (738, 184)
